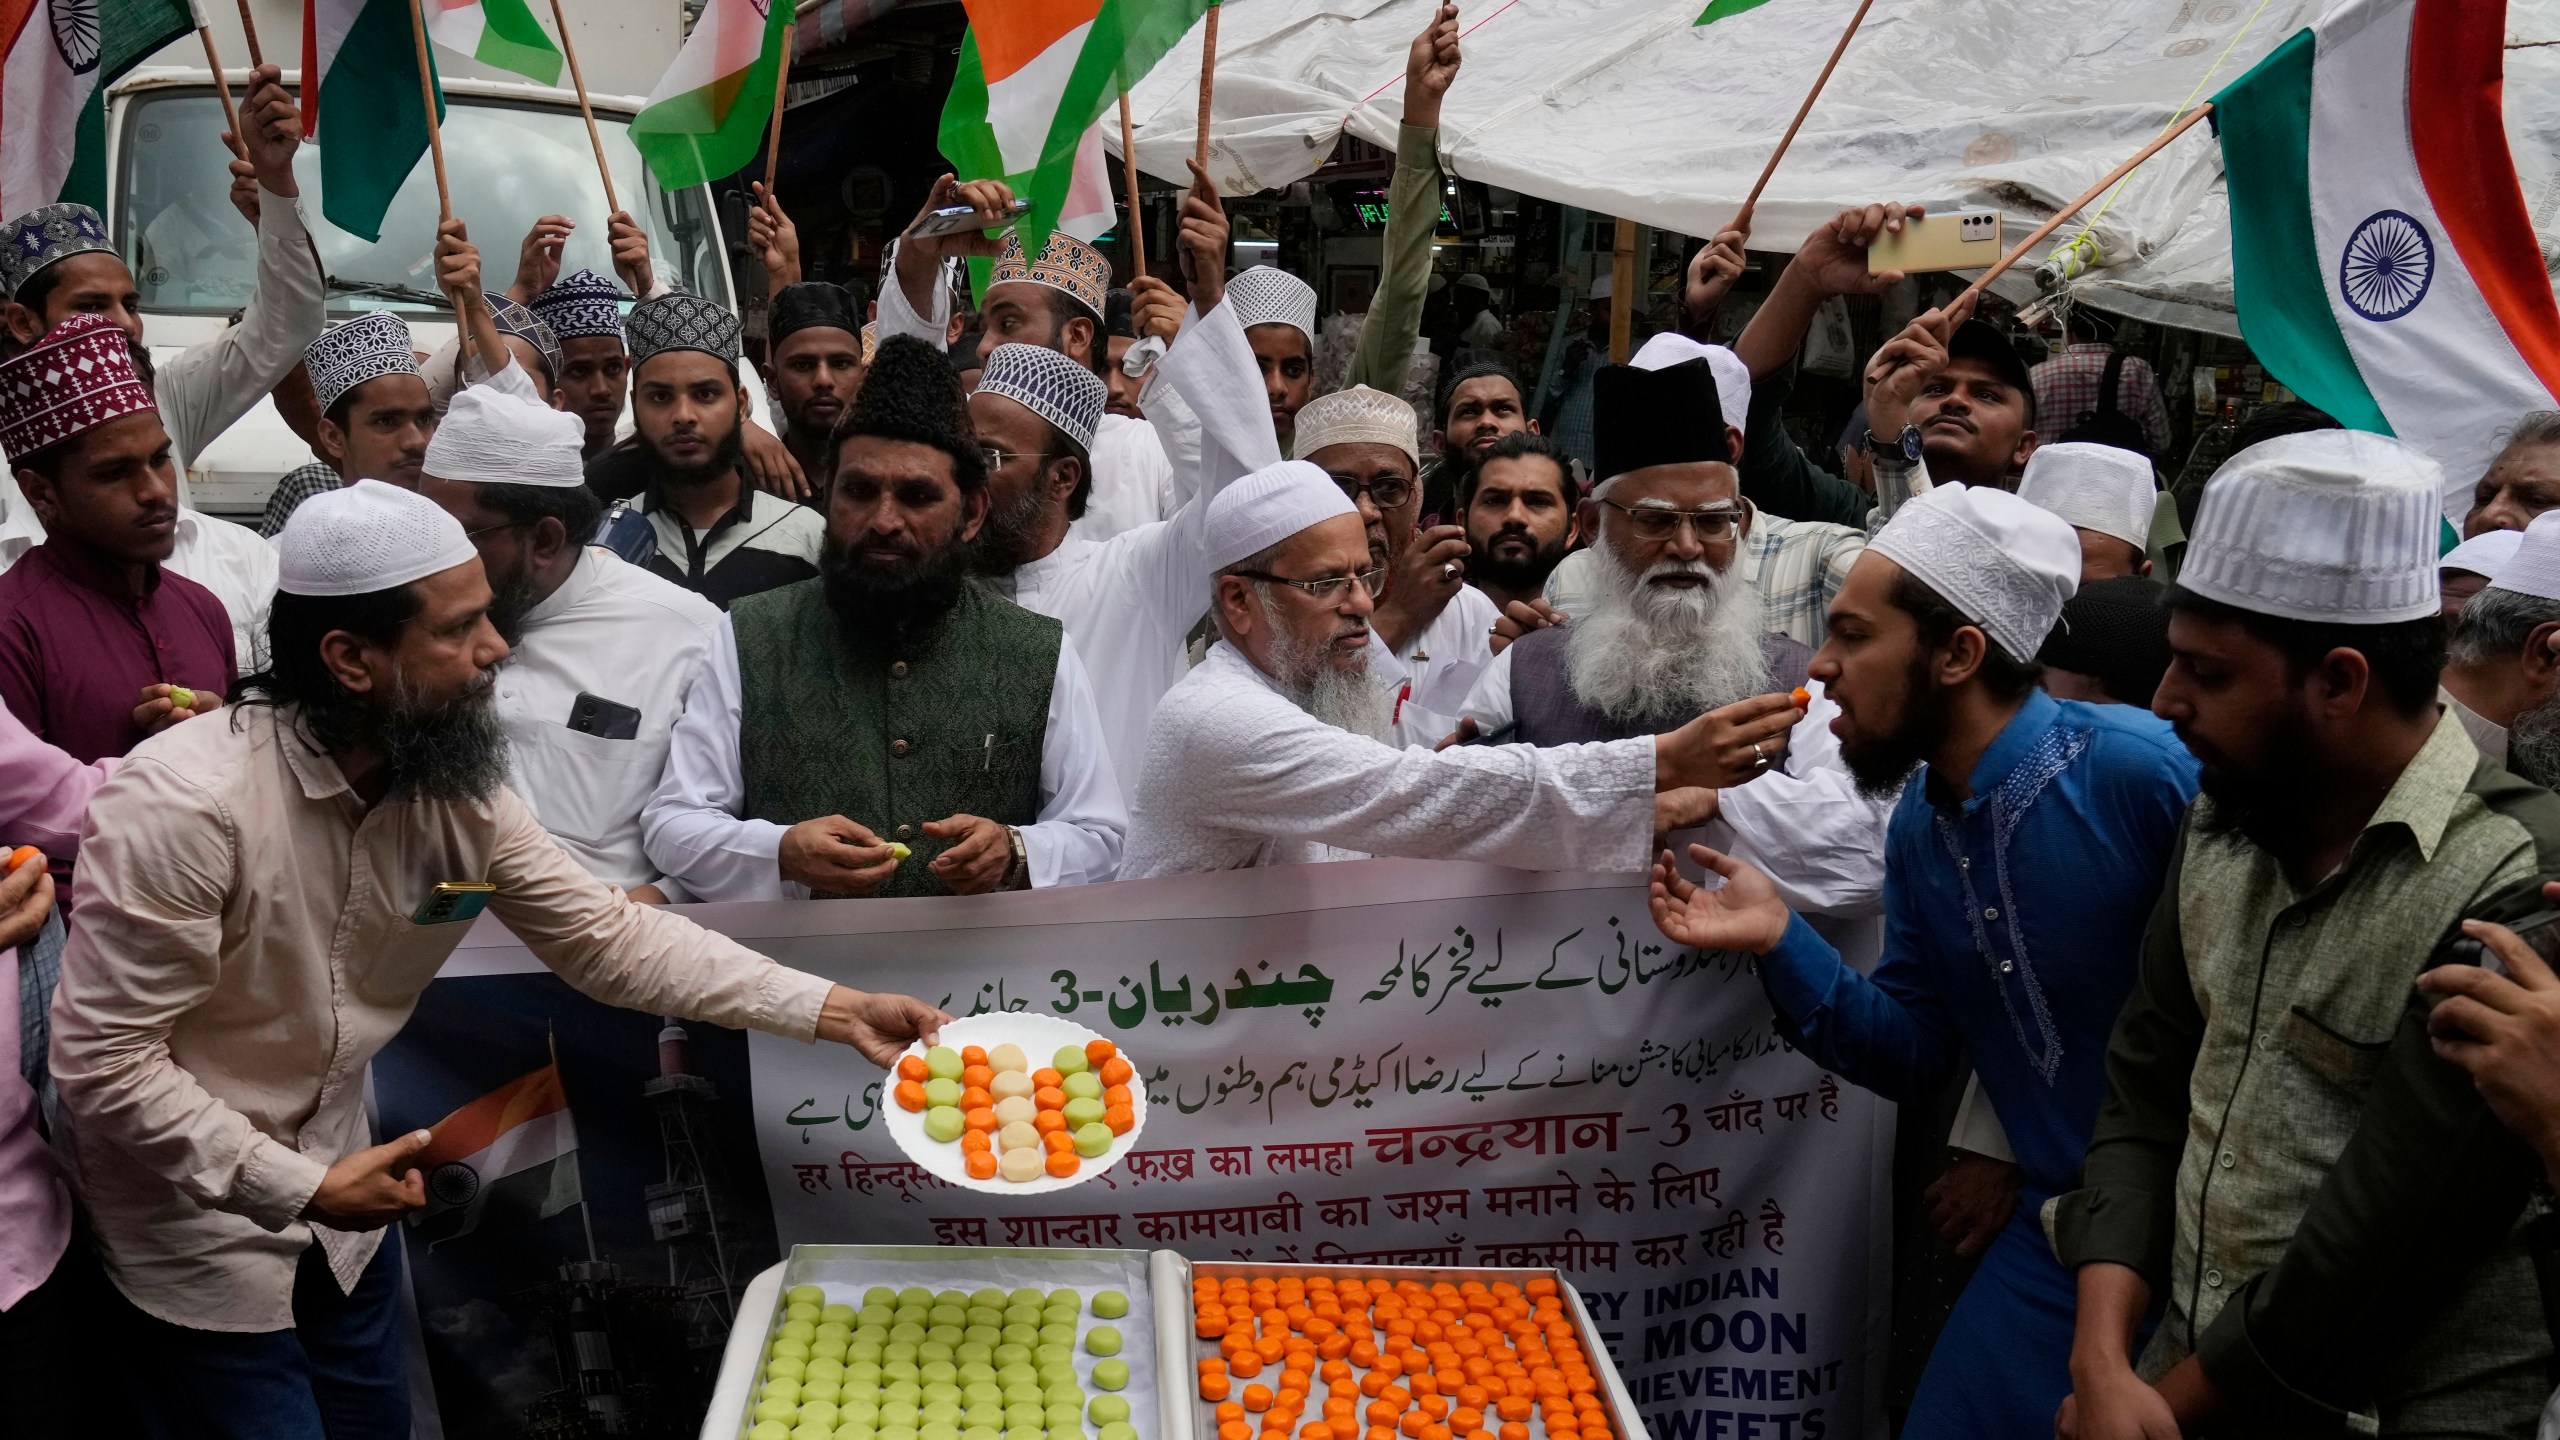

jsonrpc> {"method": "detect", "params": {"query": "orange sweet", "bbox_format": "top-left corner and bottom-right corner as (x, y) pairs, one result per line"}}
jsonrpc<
(1217, 1403), (1246, 1425)
(1243, 1386), (1275, 1414)
(893, 1080), (927, 1111)
(1103, 1084), (1134, 1109)
(897, 1055), (929, 1082)
(1300, 1426), (1331, 1440)
(1034, 1086), (1068, 1111)
(1368, 1429), (1396, 1440)
(960, 1131), (992, 1154)
(1449, 1410), (1482, 1434)
(1228, 1350), (1263, 1378)
(1044, 1150), (1079, 1178)
(961, 1064), (994, 1089)
(1203, 1374), (1234, 1403)
(1499, 1427), (1528, 1440)
(960, 1044), (988, 1065)
(1222, 1425), (1253, 1440)
(1104, 1104), (1136, 1136)
(1043, 1130), (1075, 1154)
(960, 1086), (993, 1110)
(964, 1108), (999, 1133)
(1398, 1414), (1429, 1438)
(1100, 1056), (1135, 1086)
(963, 1150), (998, 1180)
(1085, 1037), (1117, 1065)
(1033, 1067), (1064, 1089)
(1035, 1111), (1070, 1135)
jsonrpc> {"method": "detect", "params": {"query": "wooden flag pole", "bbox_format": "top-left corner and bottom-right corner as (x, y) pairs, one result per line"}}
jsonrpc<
(1609, 217), (1636, 363)
(1118, 92), (1148, 279)
(405, 0), (473, 374)
(763, 28), (793, 192)
(1194, 1), (1220, 173)
(1733, 0), (1876, 226)
(1956, 103), (2214, 305)
(545, 0), (619, 214)
(233, 0), (265, 68)
(196, 25), (245, 159)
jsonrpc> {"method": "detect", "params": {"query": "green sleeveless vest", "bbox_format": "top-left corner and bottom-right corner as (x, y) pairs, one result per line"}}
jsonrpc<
(731, 579), (1060, 897)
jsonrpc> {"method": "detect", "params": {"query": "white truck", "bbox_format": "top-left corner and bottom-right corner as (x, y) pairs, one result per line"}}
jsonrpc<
(110, 0), (759, 520)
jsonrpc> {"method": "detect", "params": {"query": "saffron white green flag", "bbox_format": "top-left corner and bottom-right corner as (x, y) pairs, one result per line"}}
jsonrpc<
(426, 0), (560, 86)
(409, 1059), (582, 1247)
(303, 0), (446, 243)
(629, 0), (791, 192)
(1, 0), (196, 215)
(938, 0), (1212, 260)
(2214, 0), (2560, 516)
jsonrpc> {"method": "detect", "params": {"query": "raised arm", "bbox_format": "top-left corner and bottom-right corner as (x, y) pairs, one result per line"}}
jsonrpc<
(1732, 202), (1925, 380)
(1346, 4), (1459, 394)
(881, 174), (1016, 344)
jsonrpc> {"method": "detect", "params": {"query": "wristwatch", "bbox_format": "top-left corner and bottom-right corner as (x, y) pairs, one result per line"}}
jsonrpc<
(1865, 424), (1922, 464)
(1003, 826), (1030, 891)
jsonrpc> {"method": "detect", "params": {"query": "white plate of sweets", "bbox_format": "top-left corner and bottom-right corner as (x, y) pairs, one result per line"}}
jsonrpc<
(883, 1013), (1148, 1194)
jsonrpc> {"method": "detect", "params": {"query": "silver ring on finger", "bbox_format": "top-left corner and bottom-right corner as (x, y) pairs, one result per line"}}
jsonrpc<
(1442, 560), (1461, 581)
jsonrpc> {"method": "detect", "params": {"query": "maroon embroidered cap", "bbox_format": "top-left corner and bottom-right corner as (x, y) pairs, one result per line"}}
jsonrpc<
(0, 313), (155, 460)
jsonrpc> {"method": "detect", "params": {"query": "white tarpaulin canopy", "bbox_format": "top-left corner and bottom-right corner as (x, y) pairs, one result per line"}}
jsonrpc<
(1117, 0), (2560, 337)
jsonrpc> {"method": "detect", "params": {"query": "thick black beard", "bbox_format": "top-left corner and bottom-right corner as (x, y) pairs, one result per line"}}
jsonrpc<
(822, 532), (973, 658)
(1468, 528), (1571, 596)
(1837, 651), (1949, 799)
(2189, 701), (2318, 848)
(645, 422), (746, 491)
(485, 566), (540, 646)
(973, 470), (1053, 576)
(296, 670), (509, 805)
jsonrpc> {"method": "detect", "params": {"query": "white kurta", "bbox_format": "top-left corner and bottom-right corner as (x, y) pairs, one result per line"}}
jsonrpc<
(640, 620), (1128, 899)
(983, 298), (1280, 783)
(0, 184), (318, 665)
(1122, 640), (1659, 879)
(1067, 413), (1178, 544)
(1454, 656), (1890, 918)
(497, 548), (723, 891)
(1388, 584), (1502, 749)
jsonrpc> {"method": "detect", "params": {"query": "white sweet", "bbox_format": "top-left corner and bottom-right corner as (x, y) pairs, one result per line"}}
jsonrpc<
(997, 1121), (1041, 1152)
(998, 1146), (1044, 1182)
(993, 1096), (1037, 1127)
(989, 1071), (1036, 1101)
(988, 1043), (1030, 1073)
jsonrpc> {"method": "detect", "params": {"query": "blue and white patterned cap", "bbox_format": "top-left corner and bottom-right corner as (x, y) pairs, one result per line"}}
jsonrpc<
(304, 310), (420, 413)
(484, 293), (564, 385)
(528, 268), (626, 343)
(977, 343), (1106, 453)
(626, 291), (739, 369)
(0, 204), (113, 299)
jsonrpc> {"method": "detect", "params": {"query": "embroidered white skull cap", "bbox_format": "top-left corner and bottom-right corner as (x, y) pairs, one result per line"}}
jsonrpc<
(1866, 482), (2081, 663)
(2182, 430), (2443, 623)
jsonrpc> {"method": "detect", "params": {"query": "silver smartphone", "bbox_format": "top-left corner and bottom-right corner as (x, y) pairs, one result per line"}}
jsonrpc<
(910, 198), (1032, 239)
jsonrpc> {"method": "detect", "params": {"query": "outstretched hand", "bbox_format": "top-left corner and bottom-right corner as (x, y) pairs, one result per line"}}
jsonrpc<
(1174, 158), (1229, 313)
(1794, 201), (1928, 298)
(1862, 291), (1978, 440)
(819, 987), (953, 1069)
(1404, 3), (1462, 128)
(1648, 844), (1790, 955)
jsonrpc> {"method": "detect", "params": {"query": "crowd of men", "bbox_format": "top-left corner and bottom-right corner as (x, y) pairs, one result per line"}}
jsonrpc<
(11, 11), (2560, 1440)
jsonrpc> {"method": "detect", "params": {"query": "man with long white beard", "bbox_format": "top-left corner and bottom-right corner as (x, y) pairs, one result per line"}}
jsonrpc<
(2442, 509), (2560, 783)
(1644, 484), (2198, 1440)
(1122, 460), (1801, 878)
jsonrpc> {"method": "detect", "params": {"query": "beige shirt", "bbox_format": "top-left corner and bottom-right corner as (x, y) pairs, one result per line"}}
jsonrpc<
(47, 704), (836, 1332)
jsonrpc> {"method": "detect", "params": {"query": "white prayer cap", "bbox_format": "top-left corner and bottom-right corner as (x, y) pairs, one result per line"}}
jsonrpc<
(1867, 482), (2081, 664)
(1205, 460), (1357, 573)
(1294, 385), (1419, 466)
(1630, 333), (1752, 440)
(2443, 526), (2525, 581)
(977, 342), (1106, 453)
(2017, 442), (2155, 549)
(423, 385), (587, 488)
(278, 478), (479, 598)
(1588, 273), (1613, 301)
(1228, 266), (1317, 346)
(2182, 430), (2443, 624)
(2487, 513), (2560, 600)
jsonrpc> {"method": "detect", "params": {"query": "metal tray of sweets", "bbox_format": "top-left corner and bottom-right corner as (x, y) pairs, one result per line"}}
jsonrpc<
(1181, 1262), (1641, 1440)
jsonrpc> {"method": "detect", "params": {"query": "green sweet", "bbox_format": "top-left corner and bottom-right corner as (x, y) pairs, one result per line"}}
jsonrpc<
(1004, 1407), (1047, 1431)
(865, 1287), (900, 1307)
(766, 1378), (805, 1403)
(850, 1341), (884, 1364)
(1090, 1291), (1127, 1320)
(996, 1362), (1036, 1387)
(957, 1346), (994, 1369)
(1098, 1423), (1138, 1440)
(823, 1303), (860, 1325)
(900, 1288), (937, 1308)
(836, 1427), (876, 1440)
(1061, 1073), (1103, 1101)
(931, 1290), (964, 1308)
(791, 1303), (824, 1324)
(750, 1424), (794, 1440)
(1032, 1344), (1073, 1367)
(969, 1287), (1008, 1309)
(885, 1343), (921, 1364)
(963, 1381), (1004, 1404)
(802, 1380), (843, 1405)
(1043, 1294), (1081, 1317)
(790, 1285), (828, 1307)
(1003, 1383), (1045, 1406)
(993, 1343), (1032, 1368)
(885, 1380), (922, 1404)
(782, 1320), (820, 1343)
(1044, 1402), (1083, 1429)
(800, 1402), (842, 1427)
(891, 1323), (928, 1345)
(881, 1403), (921, 1426)
(922, 1361), (958, 1386)
(923, 1384), (961, 1406)
(885, 1359), (921, 1383)
(1060, 1097), (1105, 1128)
(1000, 1428), (1043, 1440)
(920, 1342), (955, 1365)
(1089, 1361), (1128, 1393)
(1037, 1323), (1076, 1347)
(846, 1362), (883, 1388)
(922, 1402), (963, 1424)
(965, 1326), (1002, 1347)
(930, 1304), (969, 1327)
(775, 1338), (813, 1362)
(925, 1046), (964, 1080)
(769, 1357), (809, 1382)
(1052, 1045), (1090, 1075)
(920, 1424), (961, 1440)
(1007, 1287), (1043, 1307)
(1087, 1397), (1130, 1425)
(1038, 1364), (1079, 1388)
(805, 1357), (845, 1381)
(924, 1106), (966, 1142)
(1001, 1324), (1039, 1347)
(963, 1405), (1003, 1429)
(816, 1331), (852, 1353)
(842, 1401), (881, 1424)
(794, 1425), (835, 1440)
(962, 1428), (1001, 1440)
(880, 1428), (919, 1440)
(927, 1325), (964, 1348)
(968, 1304), (1004, 1324)
(757, 1398), (802, 1426)
(1069, 1122), (1113, 1159)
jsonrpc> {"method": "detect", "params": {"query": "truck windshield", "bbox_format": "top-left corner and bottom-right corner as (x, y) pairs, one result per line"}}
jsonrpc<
(116, 88), (728, 314)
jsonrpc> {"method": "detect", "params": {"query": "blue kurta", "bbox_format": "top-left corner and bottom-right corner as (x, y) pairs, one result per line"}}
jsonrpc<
(1759, 689), (2197, 1439)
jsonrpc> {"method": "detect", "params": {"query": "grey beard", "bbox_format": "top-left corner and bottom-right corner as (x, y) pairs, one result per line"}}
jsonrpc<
(2509, 694), (2560, 788)
(1565, 552), (1769, 724)
(1256, 588), (1391, 740)
(374, 668), (509, 805)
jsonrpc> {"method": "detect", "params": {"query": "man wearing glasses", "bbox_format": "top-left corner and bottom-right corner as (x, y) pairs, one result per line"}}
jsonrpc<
(1289, 385), (1500, 748)
(1457, 358), (1893, 926)
(1122, 458), (1802, 879)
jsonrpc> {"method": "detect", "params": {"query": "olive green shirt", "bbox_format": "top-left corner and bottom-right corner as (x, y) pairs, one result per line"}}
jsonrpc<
(2053, 712), (2560, 1436)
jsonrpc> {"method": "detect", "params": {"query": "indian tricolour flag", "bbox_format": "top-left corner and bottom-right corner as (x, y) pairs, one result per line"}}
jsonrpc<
(2215, 0), (2560, 517)
(409, 1059), (583, 1248)
(425, 0), (559, 85)
(938, 0), (1211, 258)
(629, 0), (790, 192)
(2, 0), (196, 214)
(303, 0), (444, 244)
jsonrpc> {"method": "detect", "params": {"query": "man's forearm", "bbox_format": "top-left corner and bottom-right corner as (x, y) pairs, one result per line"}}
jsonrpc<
(1733, 263), (1825, 380)
(1345, 125), (1443, 394)
(2069, 1262), (2153, 1379)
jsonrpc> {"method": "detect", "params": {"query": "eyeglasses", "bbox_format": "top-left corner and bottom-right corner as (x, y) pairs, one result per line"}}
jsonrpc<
(1598, 498), (1742, 541)
(982, 446), (1054, 472)
(1329, 472), (1415, 510)
(464, 519), (535, 541)
(1231, 565), (1388, 604)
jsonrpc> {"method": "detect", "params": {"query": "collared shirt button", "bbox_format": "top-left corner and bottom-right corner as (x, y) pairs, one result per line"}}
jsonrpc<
(1999, 961), (2013, 974)
(1984, 907), (1999, 920)
(896, 824), (913, 840)
(891, 739), (910, 757)
(2205, 1268), (2224, 1288)
(1958, 858), (1970, 869)
(2218, 1150), (2235, 1169)
(891, 661), (908, 678)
